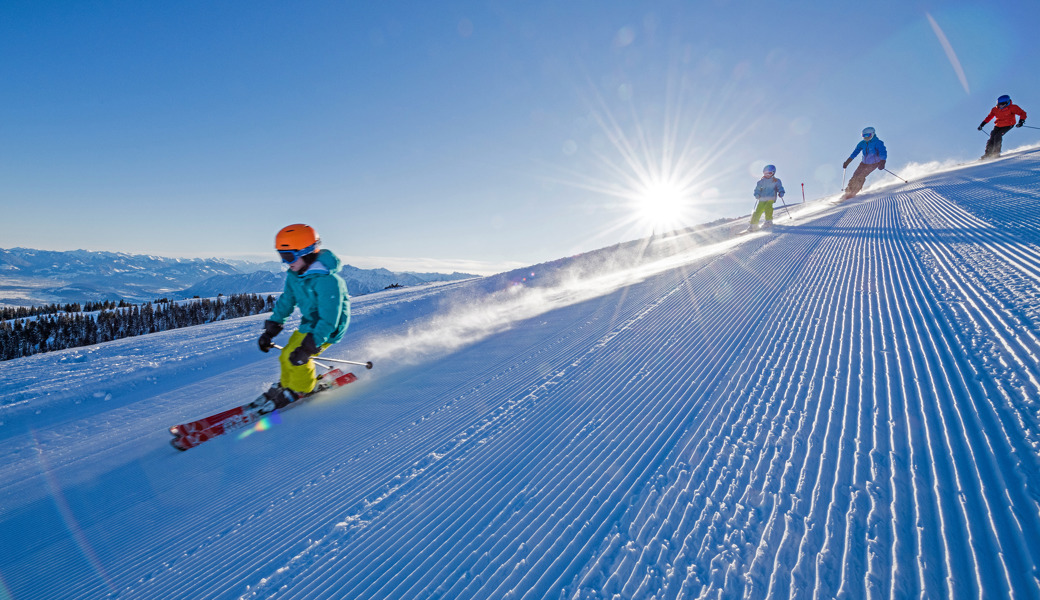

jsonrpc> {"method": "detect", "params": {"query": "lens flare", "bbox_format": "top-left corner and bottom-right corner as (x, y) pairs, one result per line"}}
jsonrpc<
(235, 412), (282, 440)
(31, 430), (117, 594)
(927, 13), (969, 94)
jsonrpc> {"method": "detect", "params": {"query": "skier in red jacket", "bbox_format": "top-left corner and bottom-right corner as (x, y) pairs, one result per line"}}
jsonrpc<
(978, 95), (1027, 160)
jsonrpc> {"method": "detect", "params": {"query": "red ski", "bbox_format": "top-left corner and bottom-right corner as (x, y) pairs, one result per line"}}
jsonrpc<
(169, 368), (358, 451)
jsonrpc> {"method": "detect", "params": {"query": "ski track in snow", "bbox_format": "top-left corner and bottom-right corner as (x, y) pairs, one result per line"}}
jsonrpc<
(3, 150), (1040, 599)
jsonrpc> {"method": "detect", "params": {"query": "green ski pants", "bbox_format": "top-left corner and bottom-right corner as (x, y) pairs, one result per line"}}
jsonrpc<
(750, 200), (774, 226)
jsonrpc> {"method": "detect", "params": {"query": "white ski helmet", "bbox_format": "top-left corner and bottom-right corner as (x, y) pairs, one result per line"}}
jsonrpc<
(862, 126), (876, 139)
(763, 164), (776, 175)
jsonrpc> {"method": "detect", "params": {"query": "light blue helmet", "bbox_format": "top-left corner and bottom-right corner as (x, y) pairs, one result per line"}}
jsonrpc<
(763, 164), (776, 175)
(862, 126), (876, 139)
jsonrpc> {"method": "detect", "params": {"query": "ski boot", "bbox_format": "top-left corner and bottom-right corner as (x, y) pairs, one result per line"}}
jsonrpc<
(251, 384), (300, 415)
(761, 220), (773, 229)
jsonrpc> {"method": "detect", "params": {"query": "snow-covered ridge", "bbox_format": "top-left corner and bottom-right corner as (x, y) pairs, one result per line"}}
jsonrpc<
(178, 265), (476, 299)
(2, 148), (1040, 599)
(0, 248), (478, 306)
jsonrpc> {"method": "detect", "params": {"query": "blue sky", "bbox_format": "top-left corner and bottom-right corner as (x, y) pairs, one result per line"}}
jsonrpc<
(2, 1), (1037, 274)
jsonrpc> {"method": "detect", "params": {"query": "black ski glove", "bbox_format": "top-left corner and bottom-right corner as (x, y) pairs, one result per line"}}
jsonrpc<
(289, 333), (320, 366)
(842, 158), (852, 169)
(876, 160), (886, 170)
(1017, 119), (1025, 128)
(258, 320), (282, 353)
(978, 122), (987, 131)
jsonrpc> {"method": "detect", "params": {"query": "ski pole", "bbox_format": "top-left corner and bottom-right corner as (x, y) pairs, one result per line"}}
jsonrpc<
(1021, 125), (1040, 130)
(778, 195), (793, 221)
(271, 344), (374, 370)
(746, 197), (761, 229)
(801, 183), (806, 204)
(270, 344), (334, 370)
(841, 166), (847, 191)
(883, 168), (909, 183)
(313, 356), (374, 370)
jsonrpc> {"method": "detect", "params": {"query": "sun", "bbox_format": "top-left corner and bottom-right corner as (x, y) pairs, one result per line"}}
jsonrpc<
(635, 179), (688, 234)
(540, 72), (742, 249)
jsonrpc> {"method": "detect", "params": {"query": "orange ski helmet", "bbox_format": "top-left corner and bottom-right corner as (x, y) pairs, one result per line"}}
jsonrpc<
(275, 224), (321, 263)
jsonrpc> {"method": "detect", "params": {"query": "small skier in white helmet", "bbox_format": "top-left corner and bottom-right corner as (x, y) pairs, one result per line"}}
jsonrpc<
(841, 126), (887, 200)
(745, 164), (785, 232)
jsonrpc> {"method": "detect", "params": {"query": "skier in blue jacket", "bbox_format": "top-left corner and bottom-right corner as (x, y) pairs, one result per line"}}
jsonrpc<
(841, 126), (887, 199)
(255, 223), (351, 412)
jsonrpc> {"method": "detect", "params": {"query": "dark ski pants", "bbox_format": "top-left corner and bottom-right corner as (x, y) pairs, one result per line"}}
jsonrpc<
(984, 125), (1013, 158)
(845, 161), (881, 197)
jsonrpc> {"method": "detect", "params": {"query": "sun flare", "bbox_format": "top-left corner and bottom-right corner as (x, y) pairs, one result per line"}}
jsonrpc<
(542, 73), (750, 251)
(634, 179), (690, 233)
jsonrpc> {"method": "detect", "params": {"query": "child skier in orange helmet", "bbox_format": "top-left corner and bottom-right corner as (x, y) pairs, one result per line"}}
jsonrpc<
(255, 224), (351, 412)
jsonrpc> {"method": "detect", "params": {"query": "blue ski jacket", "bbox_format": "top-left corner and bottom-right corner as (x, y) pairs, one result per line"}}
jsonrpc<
(754, 176), (785, 201)
(848, 137), (887, 165)
(270, 249), (351, 346)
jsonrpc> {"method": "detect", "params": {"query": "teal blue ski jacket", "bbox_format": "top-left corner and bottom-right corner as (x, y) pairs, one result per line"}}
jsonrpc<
(270, 249), (351, 346)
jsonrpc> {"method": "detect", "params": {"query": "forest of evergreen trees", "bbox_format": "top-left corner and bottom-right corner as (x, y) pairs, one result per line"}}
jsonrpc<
(0, 299), (134, 320)
(0, 294), (276, 361)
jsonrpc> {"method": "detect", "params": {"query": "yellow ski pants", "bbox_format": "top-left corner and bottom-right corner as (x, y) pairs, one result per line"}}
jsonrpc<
(279, 330), (330, 394)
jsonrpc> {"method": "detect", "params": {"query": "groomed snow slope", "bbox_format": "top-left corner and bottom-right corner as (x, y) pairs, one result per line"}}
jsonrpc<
(2, 149), (1040, 599)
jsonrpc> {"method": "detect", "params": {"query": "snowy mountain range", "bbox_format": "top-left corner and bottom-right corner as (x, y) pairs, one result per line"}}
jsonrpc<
(178, 264), (476, 298)
(3, 148), (1040, 599)
(0, 247), (476, 305)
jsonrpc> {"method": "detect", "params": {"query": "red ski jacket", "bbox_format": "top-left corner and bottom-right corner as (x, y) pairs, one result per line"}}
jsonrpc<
(983, 103), (1027, 128)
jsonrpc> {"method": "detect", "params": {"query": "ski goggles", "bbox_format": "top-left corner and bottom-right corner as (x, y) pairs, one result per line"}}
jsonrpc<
(277, 243), (318, 264)
(863, 133), (874, 139)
